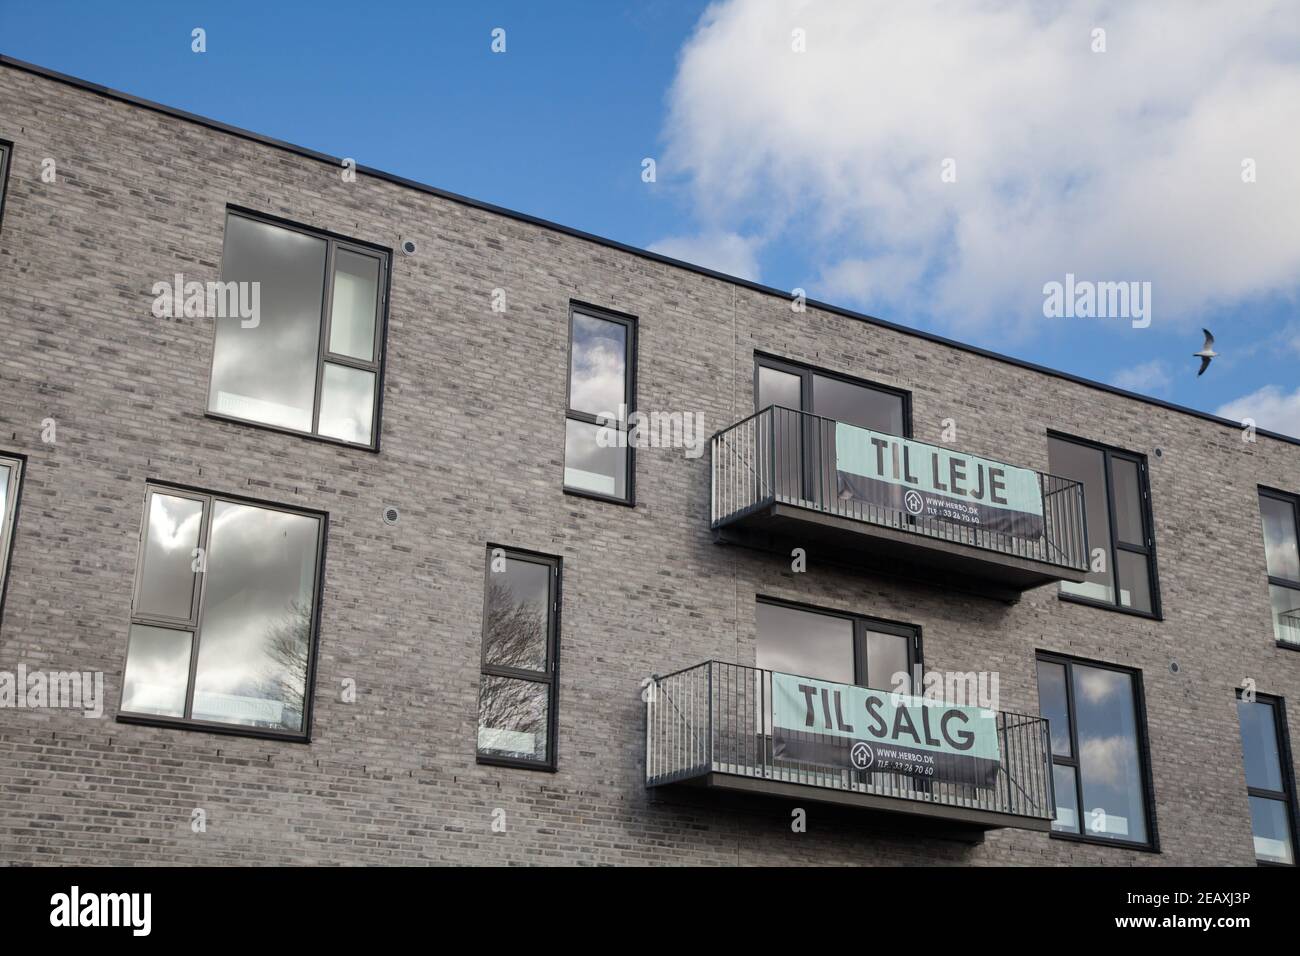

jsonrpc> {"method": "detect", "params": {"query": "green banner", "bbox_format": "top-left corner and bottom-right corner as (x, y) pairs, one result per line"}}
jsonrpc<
(771, 672), (1002, 786)
(834, 422), (1044, 538)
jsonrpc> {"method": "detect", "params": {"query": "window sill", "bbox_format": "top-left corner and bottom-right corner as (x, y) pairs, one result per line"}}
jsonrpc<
(205, 411), (379, 454)
(562, 486), (635, 508)
(1275, 640), (1300, 653)
(1057, 592), (1162, 621)
(117, 712), (311, 744)
(1048, 830), (1159, 853)
(477, 754), (557, 773)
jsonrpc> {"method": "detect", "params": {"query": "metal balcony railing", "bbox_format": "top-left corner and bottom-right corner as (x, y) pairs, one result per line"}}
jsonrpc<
(711, 405), (1089, 572)
(646, 661), (1056, 827)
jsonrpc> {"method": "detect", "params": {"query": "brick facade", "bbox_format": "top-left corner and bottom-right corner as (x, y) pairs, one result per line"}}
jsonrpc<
(0, 59), (1296, 865)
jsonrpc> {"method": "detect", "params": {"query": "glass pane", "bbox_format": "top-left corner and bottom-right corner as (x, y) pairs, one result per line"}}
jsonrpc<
(1072, 664), (1147, 844)
(1110, 458), (1145, 546)
(564, 418), (627, 498)
(0, 462), (10, 545)
(1260, 495), (1300, 581)
(757, 366), (801, 412)
(121, 624), (192, 718)
(0, 461), (13, 585)
(477, 675), (549, 763)
(1271, 585), (1300, 646)
(137, 493), (203, 620)
(1248, 796), (1295, 865)
(810, 376), (907, 508)
(812, 374), (905, 435)
(1237, 698), (1284, 791)
(328, 249), (379, 361)
(191, 501), (320, 733)
(1051, 763), (1080, 833)
(1036, 660), (1072, 757)
(755, 602), (854, 683)
(568, 313), (626, 418)
(209, 215), (327, 433)
(1049, 438), (1115, 604)
(865, 631), (909, 692)
(1116, 550), (1153, 613)
(318, 363), (375, 445)
(483, 556), (550, 672)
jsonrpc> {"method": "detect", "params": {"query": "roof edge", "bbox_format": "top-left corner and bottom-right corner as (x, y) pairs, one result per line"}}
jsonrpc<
(1, 53), (1294, 449)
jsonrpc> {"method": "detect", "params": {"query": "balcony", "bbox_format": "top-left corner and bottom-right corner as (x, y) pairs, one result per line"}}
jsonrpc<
(711, 406), (1089, 600)
(646, 661), (1055, 834)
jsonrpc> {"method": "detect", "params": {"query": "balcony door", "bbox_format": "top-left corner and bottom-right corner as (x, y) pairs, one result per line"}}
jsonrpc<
(754, 356), (910, 509)
(755, 599), (922, 782)
(755, 599), (919, 693)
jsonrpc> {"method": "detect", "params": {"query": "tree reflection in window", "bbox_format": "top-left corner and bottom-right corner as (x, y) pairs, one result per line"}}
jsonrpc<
(477, 550), (559, 768)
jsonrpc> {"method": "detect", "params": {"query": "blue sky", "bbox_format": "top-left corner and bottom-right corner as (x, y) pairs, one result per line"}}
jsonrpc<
(2, 1), (1297, 436)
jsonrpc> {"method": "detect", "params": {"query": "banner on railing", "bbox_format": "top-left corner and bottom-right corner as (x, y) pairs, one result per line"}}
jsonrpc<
(771, 672), (1001, 787)
(834, 423), (1044, 539)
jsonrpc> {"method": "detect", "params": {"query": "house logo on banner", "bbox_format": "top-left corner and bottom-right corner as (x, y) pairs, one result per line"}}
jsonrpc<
(903, 490), (925, 516)
(850, 741), (874, 770)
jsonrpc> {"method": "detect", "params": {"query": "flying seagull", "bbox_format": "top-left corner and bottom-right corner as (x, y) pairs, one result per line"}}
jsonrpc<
(1194, 328), (1217, 376)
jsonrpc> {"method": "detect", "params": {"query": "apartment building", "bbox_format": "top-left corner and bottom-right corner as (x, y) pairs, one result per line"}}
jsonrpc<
(0, 55), (1296, 866)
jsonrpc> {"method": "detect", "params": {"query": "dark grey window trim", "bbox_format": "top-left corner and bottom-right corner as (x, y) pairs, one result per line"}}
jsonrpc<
(752, 352), (914, 437)
(562, 301), (637, 507)
(1258, 486), (1300, 651)
(204, 206), (391, 452)
(477, 544), (562, 772)
(0, 139), (12, 232)
(1036, 650), (1160, 852)
(755, 595), (924, 690)
(1048, 431), (1162, 620)
(1236, 689), (1298, 866)
(0, 450), (26, 632)
(116, 480), (328, 744)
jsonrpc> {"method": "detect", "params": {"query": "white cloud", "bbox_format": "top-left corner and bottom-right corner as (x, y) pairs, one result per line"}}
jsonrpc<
(647, 232), (762, 281)
(1216, 385), (1300, 438)
(1109, 360), (1172, 396)
(663, 1), (1300, 335)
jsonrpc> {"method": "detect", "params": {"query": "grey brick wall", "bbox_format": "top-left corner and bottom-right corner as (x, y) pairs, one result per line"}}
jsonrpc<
(0, 62), (1295, 866)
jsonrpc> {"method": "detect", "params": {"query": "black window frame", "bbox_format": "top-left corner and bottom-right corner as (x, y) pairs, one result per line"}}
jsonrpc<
(1036, 650), (1159, 852)
(1047, 432), (1162, 620)
(752, 353), (913, 437)
(117, 481), (329, 744)
(476, 544), (562, 772)
(205, 206), (392, 452)
(754, 595), (923, 691)
(562, 301), (638, 507)
(0, 450), (26, 631)
(0, 139), (12, 232)
(1258, 486), (1300, 650)
(1236, 689), (1298, 866)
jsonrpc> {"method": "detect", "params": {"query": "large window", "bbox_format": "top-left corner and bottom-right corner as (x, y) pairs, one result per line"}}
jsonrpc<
(563, 303), (636, 504)
(207, 210), (388, 448)
(0, 453), (24, 621)
(1047, 434), (1159, 616)
(120, 485), (325, 740)
(1259, 489), (1300, 647)
(755, 598), (919, 692)
(1236, 692), (1297, 865)
(477, 547), (561, 770)
(1036, 653), (1155, 848)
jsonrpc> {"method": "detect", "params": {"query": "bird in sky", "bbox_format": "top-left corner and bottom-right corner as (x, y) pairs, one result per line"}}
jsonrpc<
(1194, 329), (1217, 376)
